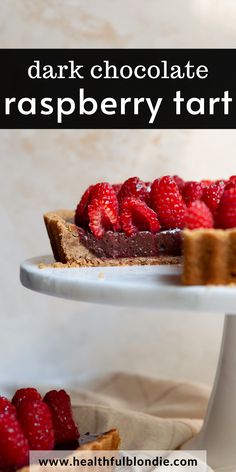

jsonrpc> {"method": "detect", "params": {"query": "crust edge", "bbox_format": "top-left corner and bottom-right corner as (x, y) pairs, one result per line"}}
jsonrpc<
(182, 228), (236, 285)
(19, 429), (120, 472)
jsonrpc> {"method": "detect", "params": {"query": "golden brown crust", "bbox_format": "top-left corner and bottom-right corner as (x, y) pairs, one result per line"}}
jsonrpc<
(78, 429), (120, 451)
(182, 228), (236, 285)
(44, 210), (181, 268)
(19, 429), (120, 472)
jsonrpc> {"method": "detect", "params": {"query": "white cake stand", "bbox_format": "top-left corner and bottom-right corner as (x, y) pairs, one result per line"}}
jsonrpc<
(20, 255), (236, 470)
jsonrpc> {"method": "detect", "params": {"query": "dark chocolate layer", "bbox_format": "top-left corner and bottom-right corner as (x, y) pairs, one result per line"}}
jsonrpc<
(78, 228), (182, 258)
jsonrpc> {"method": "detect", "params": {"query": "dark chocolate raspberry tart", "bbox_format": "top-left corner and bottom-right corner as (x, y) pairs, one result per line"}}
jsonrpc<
(44, 176), (236, 284)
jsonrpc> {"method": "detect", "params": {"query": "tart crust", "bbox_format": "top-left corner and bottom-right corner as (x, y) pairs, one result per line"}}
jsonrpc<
(182, 228), (236, 285)
(44, 210), (181, 267)
(19, 429), (120, 471)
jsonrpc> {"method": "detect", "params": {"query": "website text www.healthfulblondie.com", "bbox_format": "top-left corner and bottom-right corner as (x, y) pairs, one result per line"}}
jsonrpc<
(30, 450), (207, 471)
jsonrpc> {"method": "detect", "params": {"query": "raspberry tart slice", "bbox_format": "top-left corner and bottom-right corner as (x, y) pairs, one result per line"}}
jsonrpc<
(44, 177), (184, 267)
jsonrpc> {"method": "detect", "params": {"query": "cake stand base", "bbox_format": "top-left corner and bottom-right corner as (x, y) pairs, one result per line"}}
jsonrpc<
(184, 314), (236, 470)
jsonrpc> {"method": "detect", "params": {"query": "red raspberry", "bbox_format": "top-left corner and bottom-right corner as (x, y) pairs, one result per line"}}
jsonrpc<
(120, 197), (160, 237)
(17, 400), (55, 451)
(44, 390), (79, 446)
(75, 185), (94, 228)
(150, 176), (186, 229)
(216, 186), (236, 228)
(182, 181), (203, 206)
(202, 180), (225, 213)
(185, 201), (214, 229)
(201, 179), (213, 188)
(229, 175), (236, 182)
(145, 181), (152, 190)
(118, 177), (149, 204)
(173, 175), (185, 193)
(0, 412), (29, 469)
(12, 388), (42, 408)
(0, 396), (16, 415)
(112, 183), (122, 194)
(225, 176), (236, 190)
(88, 183), (119, 238)
(17, 400), (55, 450)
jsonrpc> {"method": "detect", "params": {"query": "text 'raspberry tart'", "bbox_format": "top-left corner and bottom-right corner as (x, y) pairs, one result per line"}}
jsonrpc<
(44, 175), (236, 284)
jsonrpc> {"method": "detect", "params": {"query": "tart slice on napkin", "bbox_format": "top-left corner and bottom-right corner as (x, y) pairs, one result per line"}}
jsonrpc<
(0, 387), (120, 471)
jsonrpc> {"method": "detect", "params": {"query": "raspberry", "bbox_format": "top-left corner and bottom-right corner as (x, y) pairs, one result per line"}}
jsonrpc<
(182, 181), (203, 206)
(12, 388), (42, 408)
(0, 396), (16, 415)
(88, 183), (119, 238)
(216, 186), (236, 228)
(44, 390), (79, 446)
(201, 179), (213, 188)
(173, 175), (185, 193)
(185, 201), (214, 229)
(17, 400), (55, 450)
(112, 183), (122, 194)
(145, 181), (152, 192)
(229, 175), (236, 182)
(118, 177), (149, 204)
(202, 180), (225, 213)
(225, 176), (236, 190)
(75, 185), (94, 228)
(0, 412), (29, 468)
(150, 176), (186, 229)
(120, 197), (160, 237)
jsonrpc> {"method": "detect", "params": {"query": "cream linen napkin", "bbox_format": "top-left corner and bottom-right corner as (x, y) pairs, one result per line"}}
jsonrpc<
(68, 372), (209, 451)
(68, 372), (232, 472)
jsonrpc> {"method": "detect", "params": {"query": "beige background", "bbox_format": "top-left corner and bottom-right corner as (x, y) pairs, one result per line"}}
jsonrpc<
(1, 0), (235, 389)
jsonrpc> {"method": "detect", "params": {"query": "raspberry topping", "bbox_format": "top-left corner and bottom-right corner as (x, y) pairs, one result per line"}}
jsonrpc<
(75, 185), (94, 228)
(112, 183), (122, 194)
(12, 388), (42, 408)
(228, 175), (236, 183)
(216, 186), (236, 228)
(74, 175), (236, 235)
(44, 390), (79, 446)
(182, 181), (203, 206)
(201, 179), (214, 188)
(185, 201), (214, 229)
(17, 400), (55, 450)
(88, 182), (119, 238)
(118, 177), (149, 204)
(0, 396), (16, 415)
(173, 175), (185, 193)
(0, 412), (29, 469)
(150, 176), (186, 229)
(225, 176), (236, 190)
(202, 180), (225, 213)
(120, 197), (160, 237)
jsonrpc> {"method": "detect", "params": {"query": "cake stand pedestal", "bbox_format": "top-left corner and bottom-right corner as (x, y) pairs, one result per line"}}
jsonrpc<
(20, 256), (236, 470)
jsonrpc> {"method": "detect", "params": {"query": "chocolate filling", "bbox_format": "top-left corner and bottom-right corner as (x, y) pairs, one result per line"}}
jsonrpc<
(77, 228), (182, 259)
(54, 433), (101, 450)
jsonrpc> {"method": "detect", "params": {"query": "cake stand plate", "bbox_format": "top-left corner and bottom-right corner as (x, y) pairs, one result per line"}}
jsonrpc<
(20, 256), (236, 469)
(20, 255), (236, 313)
